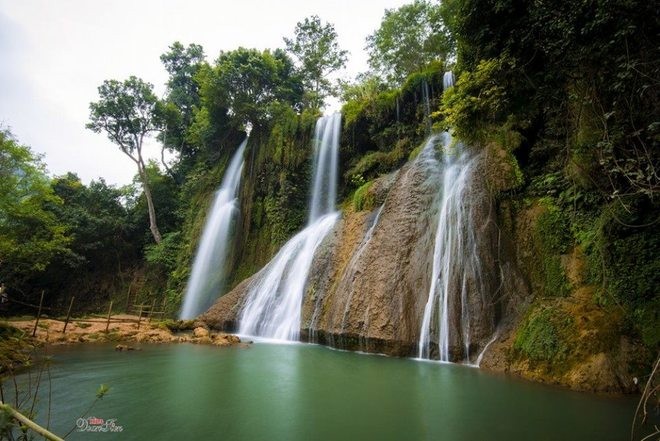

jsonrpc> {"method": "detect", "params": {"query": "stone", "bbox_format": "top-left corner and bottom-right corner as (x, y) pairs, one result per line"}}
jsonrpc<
(193, 327), (210, 338)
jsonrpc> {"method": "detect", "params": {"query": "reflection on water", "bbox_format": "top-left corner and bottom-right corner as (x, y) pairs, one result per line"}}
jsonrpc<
(5, 343), (637, 441)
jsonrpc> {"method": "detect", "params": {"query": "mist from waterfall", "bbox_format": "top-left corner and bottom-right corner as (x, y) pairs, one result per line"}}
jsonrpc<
(180, 139), (247, 320)
(238, 113), (341, 340)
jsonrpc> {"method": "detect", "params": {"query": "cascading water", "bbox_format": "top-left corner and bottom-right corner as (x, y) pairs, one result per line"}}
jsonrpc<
(417, 136), (484, 361)
(443, 71), (454, 90)
(180, 140), (248, 319)
(238, 113), (341, 340)
(418, 71), (489, 362)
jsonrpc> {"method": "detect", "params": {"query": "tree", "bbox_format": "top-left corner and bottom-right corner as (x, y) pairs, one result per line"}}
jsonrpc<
(160, 42), (206, 160)
(37, 173), (141, 302)
(284, 15), (348, 108)
(0, 129), (70, 294)
(127, 160), (181, 242)
(199, 48), (303, 130)
(366, 0), (453, 85)
(87, 76), (164, 243)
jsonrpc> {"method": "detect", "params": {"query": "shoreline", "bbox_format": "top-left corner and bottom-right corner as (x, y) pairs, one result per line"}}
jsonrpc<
(1, 315), (245, 350)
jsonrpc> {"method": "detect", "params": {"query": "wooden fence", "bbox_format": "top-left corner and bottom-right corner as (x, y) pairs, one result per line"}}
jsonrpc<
(3, 293), (170, 334)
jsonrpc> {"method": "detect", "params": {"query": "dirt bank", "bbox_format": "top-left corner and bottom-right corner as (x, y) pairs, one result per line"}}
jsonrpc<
(4, 315), (244, 347)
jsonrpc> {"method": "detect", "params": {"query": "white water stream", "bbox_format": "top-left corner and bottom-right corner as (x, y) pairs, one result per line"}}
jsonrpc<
(180, 140), (247, 319)
(238, 114), (342, 340)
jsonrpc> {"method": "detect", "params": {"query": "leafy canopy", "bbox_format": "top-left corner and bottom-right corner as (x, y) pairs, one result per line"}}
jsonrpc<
(86, 76), (164, 161)
(284, 15), (348, 108)
(366, 0), (453, 85)
(160, 42), (206, 158)
(0, 129), (70, 278)
(87, 75), (166, 243)
(199, 47), (303, 129)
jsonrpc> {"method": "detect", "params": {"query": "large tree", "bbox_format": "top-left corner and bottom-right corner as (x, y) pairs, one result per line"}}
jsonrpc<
(284, 15), (348, 109)
(199, 47), (303, 130)
(87, 76), (164, 243)
(366, 0), (453, 85)
(160, 42), (206, 160)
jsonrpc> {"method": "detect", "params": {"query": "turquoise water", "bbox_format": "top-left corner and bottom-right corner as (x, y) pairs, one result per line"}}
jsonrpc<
(7, 343), (637, 440)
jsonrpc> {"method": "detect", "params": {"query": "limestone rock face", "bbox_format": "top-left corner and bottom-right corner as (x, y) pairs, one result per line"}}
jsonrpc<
(198, 277), (253, 330)
(302, 151), (524, 359)
(301, 159), (437, 355)
(201, 144), (521, 360)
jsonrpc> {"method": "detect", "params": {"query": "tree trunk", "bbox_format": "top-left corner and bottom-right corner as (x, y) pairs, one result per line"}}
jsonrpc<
(137, 158), (162, 244)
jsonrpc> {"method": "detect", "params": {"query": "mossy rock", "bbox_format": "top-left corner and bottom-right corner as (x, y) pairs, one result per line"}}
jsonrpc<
(353, 181), (375, 211)
(513, 303), (575, 365)
(160, 319), (196, 333)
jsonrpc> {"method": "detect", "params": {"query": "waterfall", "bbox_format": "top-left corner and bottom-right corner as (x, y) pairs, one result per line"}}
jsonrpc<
(180, 140), (247, 320)
(417, 135), (483, 361)
(309, 114), (340, 223)
(418, 71), (488, 362)
(422, 79), (431, 133)
(443, 71), (455, 90)
(238, 113), (342, 340)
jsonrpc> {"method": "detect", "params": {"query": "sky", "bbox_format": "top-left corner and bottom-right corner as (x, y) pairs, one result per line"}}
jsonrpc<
(0, 0), (409, 186)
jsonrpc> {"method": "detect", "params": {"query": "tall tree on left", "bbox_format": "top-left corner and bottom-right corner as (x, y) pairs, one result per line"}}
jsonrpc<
(87, 76), (164, 243)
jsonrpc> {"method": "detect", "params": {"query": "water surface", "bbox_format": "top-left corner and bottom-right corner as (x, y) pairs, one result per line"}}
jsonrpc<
(10, 343), (636, 440)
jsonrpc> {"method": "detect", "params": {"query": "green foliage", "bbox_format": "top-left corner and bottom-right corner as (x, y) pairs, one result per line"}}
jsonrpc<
(87, 76), (164, 157)
(96, 384), (110, 399)
(0, 130), (70, 286)
(87, 75), (166, 244)
(439, 58), (509, 142)
(514, 304), (574, 363)
(352, 181), (375, 211)
(160, 41), (206, 159)
(200, 48), (303, 130)
(40, 173), (150, 311)
(0, 323), (33, 372)
(284, 15), (348, 108)
(536, 198), (571, 255)
(346, 138), (410, 186)
(634, 298), (660, 348)
(534, 198), (571, 297)
(367, 0), (453, 85)
(446, 0), (659, 202)
(128, 161), (181, 238)
(145, 232), (182, 272)
(592, 201), (660, 346)
(341, 62), (446, 189)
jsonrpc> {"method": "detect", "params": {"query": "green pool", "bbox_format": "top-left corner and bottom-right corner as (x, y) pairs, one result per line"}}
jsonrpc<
(7, 342), (638, 440)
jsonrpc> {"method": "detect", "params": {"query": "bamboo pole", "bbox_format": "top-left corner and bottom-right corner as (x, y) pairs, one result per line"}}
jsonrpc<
(148, 299), (156, 322)
(62, 296), (75, 334)
(32, 291), (45, 337)
(0, 402), (64, 441)
(105, 301), (113, 333)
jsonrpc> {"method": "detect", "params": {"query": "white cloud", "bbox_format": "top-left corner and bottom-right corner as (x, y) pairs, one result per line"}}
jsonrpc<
(0, 0), (408, 185)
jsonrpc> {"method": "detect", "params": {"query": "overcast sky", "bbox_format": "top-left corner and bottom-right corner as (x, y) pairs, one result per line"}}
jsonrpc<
(0, 0), (409, 186)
